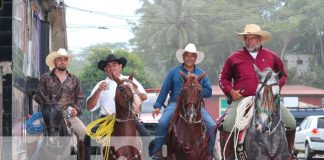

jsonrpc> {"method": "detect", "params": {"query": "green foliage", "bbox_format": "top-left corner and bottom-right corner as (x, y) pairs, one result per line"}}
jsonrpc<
(287, 65), (324, 89)
(77, 47), (158, 98)
(131, 0), (324, 86)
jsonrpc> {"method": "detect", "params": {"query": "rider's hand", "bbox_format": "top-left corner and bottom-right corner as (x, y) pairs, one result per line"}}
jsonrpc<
(229, 89), (244, 101)
(152, 108), (161, 119)
(71, 107), (78, 117)
(98, 81), (108, 91)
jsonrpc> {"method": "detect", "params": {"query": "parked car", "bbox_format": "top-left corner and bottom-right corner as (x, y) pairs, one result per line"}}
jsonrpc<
(139, 92), (165, 135)
(294, 115), (324, 159)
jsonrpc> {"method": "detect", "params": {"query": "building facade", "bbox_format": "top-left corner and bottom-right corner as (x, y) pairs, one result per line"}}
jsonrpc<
(0, 0), (67, 159)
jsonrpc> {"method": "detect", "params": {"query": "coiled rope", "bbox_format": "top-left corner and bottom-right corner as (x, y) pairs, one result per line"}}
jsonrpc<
(223, 96), (255, 160)
(86, 114), (116, 160)
(26, 112), (45, 134)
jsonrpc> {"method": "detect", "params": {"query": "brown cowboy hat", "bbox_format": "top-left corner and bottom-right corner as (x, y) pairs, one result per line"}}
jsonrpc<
(236, 24), (272, 44)
(97, 54), (127, 71)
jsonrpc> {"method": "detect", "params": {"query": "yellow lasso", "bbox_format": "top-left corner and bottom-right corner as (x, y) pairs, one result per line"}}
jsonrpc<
(86, 114), (116, 160)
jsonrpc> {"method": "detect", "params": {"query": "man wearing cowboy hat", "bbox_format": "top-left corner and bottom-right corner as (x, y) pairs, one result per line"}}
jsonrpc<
(150, 43), (216, 159)
(86, 54), (148, 121)
(219, 24), (296, 159)
(35, 48), (87, 159)
(85, 54), (149, 158)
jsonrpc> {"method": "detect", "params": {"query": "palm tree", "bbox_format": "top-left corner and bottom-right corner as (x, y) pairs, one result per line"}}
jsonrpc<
(131, 0), (207, 80)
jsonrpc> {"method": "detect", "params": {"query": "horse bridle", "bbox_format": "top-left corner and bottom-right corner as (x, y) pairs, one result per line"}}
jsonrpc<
(255, 79), (281, 134)
(44, 107), (73, 148)
(253, 72), (286, 159)
(179, 84), (204, 124)
(115, 80), (139, 122)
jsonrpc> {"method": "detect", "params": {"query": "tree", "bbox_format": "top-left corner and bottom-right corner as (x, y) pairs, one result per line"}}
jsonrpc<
(77, 47), (158, 98)
(131, 0), (211, 82)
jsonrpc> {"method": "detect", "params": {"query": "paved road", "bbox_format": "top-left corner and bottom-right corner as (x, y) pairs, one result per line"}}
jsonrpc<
(297, 153), (324, 159)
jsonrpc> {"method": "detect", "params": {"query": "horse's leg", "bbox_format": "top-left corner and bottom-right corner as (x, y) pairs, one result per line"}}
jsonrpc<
(220, 128), (234, 160)
(214, 129), (222, 160)
(78, 140), (86, 160)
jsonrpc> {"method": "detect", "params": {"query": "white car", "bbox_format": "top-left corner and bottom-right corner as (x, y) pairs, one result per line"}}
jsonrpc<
(294, 115), (324, 159)
(139, 92), (165, 135)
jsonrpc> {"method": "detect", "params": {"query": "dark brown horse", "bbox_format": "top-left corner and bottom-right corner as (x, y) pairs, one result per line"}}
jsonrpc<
(35, 95), (78, 160)
(106, 73), (144, 160)
(167, 71), (210, 160)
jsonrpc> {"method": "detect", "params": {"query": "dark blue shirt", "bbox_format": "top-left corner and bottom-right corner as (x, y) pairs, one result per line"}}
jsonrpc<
(153, 64), (212, 109)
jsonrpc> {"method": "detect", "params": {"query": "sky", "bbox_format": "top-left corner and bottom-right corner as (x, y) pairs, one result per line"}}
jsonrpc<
(65, 0), (142, 54)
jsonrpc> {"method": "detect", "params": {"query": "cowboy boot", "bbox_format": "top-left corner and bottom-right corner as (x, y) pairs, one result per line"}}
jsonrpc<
(286, 130), (297, 160)
(78, 140), (86, 160)
(220, 129), (234, 160)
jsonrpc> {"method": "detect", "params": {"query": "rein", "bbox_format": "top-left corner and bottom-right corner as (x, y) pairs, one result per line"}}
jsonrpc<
(179, 101), (204, 124)
(178, 84), (204, 124)
(250, 68), (285, 159)
(115, 80), (139, 122)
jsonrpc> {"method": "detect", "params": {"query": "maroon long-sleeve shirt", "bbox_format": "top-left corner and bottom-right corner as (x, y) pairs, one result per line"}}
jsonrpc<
(219, 47), (288, 97)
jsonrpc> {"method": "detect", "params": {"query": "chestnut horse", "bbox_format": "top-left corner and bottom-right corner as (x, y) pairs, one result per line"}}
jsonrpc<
(106, 73), (143, 160)
(168, 71), (210, 160)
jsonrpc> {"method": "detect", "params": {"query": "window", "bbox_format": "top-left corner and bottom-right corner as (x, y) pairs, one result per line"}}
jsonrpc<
(299, 118), (309, 130)
(283, 97), (299, 108)
(305, 118), (312, 129)
(318, 118), (324, 129)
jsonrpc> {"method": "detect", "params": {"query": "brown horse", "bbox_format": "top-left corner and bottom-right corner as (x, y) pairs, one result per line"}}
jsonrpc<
(167, 71), (210, 160)
(106, 73), (144, 160)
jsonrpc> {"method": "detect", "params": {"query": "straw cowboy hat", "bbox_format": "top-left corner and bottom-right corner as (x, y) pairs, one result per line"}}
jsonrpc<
(97, 54), (127, 71)
(176, 43), (204, 64)
(236, 24), (272, 43)
(46, 48), (72, 68)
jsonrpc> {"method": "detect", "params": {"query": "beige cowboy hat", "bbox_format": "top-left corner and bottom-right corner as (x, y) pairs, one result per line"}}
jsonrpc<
(176, 43), (204, 64)
(236, 24), (272, 43)
(46, 48), (72, 68)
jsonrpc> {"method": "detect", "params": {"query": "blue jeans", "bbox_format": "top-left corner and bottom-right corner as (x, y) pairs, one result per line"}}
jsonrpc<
(151, 102), (216, 157)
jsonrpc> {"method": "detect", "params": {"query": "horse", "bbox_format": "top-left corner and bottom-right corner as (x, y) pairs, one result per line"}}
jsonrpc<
(239, 65), (289, 160)
(167, 71), (210, 160)
(34, 95), (78, 160)
(106, 73), (143, 160)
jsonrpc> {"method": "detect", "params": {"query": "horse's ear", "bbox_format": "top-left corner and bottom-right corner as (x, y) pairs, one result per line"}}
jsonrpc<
(253, 64), (262, 77)
(179, 71), (187, 82)
(112, 72), (122, 85)
(198, 72), (207, 82)
(129, 70), (135, 81)
(276, 70), (283, 80)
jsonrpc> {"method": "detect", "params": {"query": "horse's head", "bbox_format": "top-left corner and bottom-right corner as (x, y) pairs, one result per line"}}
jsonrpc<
(254, 65), (280, 132)
(113, 72), (143, 120)
(177, 71), (206, 124)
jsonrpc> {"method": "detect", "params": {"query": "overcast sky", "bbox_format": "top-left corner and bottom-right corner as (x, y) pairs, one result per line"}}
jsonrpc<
(65, 0), (142, 54)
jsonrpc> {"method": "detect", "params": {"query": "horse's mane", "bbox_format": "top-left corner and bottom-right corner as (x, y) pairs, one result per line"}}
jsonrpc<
(171, 75), (196, 123)
(172, 92), (184, 123)
(259, 84), (277, 113)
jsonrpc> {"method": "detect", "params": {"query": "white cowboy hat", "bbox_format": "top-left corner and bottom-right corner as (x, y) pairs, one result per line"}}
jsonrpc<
(45, 48), (72, 68)
(236, 24), (272, 44)
(176, 43), (204, 64)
